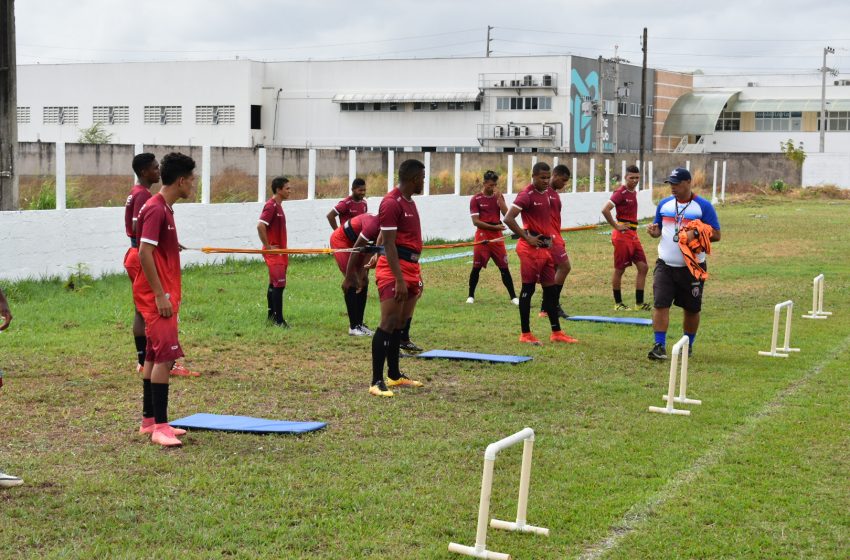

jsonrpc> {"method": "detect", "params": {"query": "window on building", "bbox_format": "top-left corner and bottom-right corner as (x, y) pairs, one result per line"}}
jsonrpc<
(497, 96), (553, 111)
(715, 110), (741, 131)
(196, 105), (235, 125)
(447, 102), (464, 111)
(754, 111), (800, 132)
(630, 103), (640, 117)
(251, 105), (261, 129)
(645, 105), (654, 118)
(93, 106), (129, 125)
(144, 106), (182, 125)
(827, 110), (850, 131)
(43, 106), (79, 125)
(617, 101), (628, 116)
(17, 107), (31, 124)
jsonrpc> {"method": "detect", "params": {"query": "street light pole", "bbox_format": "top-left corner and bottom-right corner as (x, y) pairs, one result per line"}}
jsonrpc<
(820, 46), (835, 153)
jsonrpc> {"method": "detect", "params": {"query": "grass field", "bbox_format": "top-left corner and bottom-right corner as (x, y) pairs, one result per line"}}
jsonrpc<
(1, 197), (848, 559)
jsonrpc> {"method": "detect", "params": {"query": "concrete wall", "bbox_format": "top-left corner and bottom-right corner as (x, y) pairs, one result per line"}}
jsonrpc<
(802, 153), (850, 188)
(0, 189), (655, 282)
(708, 131), (850, 154)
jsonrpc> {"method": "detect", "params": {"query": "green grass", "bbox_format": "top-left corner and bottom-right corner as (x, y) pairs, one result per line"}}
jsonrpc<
(1, 198), (848, 559)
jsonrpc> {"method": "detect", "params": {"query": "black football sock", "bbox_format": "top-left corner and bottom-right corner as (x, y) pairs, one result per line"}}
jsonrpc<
(266, 284), (274, 320)
(499, 267), (517, 300)
(357, 285), (369, 326)
(272, 287), (285, 324)
(371, 328), (390, 385)
(134, 336), (147, 367)
(543, 285), (561, 332)
(636, 289), (645, 305)
(387, 329), (402, 380)
(344, 287), (358, 329)
(151, 382), (170, 425)
(142, 379), (153, 419)
(400, 317), (412, 342)
(519, 283), (535, 333)
(614, 289), (623, 304)
(468, 268), (481, 298)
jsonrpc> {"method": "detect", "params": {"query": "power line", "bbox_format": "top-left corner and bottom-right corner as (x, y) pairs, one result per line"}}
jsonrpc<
(495, 26), (850, 43)
(17, 27), (481, 54)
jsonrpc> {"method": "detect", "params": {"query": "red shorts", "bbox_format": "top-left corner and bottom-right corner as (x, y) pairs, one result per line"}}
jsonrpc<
(375, 256), (423, 302)
(472, 230), (509, 269)
(612, 229), (647, 269)
(516, 240), (555, 285)
(123, 247), (141, 283)
(142, 312), (185, 364)
(264, 254), (289, 288)
(330, 228), (353, 274)
(549, 239), (569, 266)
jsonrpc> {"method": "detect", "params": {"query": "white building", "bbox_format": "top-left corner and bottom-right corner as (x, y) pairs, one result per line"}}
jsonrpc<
(16, 55), (656, 154)
(663, 72), (850, 153)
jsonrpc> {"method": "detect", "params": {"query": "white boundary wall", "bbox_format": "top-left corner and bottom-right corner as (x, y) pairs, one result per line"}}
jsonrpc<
(0, 190), (654, 282)
(802, 153), (850, 188)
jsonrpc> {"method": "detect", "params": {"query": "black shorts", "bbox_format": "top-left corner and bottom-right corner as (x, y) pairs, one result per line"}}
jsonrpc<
(652, 259), (707, 313)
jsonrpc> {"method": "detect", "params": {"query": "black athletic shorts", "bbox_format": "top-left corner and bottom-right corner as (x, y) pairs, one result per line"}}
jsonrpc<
(652, 259), (707, 313)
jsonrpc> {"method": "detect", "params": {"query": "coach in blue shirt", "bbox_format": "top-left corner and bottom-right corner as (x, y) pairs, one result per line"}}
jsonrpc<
(646, 167), (721, 360)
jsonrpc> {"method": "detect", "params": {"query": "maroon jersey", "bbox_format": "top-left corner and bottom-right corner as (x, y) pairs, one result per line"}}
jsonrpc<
(134, 193), (182, 314)
(124, 185), (152, 240)
(546, 187), (562, 233)
(333, 196), (368, 225)
(379, 187), (422, 252)
(609, 185), (639, 225)
(469, 193), (504, 225)
(348, 213), (380, 243)
(259, 198), (287, 248)
(512, 184), (553, 236)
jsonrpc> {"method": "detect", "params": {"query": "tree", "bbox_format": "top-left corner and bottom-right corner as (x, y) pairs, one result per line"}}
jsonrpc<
(77, 122), (113, 144)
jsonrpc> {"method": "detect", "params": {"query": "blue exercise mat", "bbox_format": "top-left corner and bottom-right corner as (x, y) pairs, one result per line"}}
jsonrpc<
(567, 315), (653, 326)
(415, 349), (532, 364)
(170, 413), (326, 434)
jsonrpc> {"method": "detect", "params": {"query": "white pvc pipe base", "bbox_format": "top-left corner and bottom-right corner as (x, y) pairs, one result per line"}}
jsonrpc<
(489, 519), (550, 536)
(662, 395), (702, 405)
(648, 405), (690, 416)
(801, 313), (828, 319)
(447, 543), (511, 560)
(758, 351), (789, 358)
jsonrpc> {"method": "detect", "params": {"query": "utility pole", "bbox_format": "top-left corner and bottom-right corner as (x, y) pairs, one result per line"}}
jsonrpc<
(486, 26), (493, 58)
(0, 0), (18, 210)
(639, 27), (648, 170)
(596, 56), (605, 153)
(820, 46), (836, 153)
(607, 46), (630, 154)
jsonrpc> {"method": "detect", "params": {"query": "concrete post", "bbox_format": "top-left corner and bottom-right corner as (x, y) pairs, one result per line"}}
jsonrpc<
(134, 143), (144, 185)
(589, 158), (595, 192)
(348, 149), (356, 190)
(307, 148), (316, 200)
(454, 153), (462, 195)
(201, 145), (211, 204)
(424, 152), (431, 196)
(507, 155), (514, 194)
(387, 150), (395, 192)
(55, 141), (66, 210)
(605, 159), (610, 192)
(572, 157), (578, 193)
(257, 147), (267, 203)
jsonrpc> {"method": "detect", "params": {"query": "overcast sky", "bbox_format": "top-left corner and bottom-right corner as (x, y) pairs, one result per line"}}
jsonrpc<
(13, 0), (850, 77)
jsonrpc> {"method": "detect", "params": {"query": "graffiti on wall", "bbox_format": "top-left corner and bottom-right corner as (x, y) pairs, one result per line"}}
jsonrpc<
(570, 68), (599, 153)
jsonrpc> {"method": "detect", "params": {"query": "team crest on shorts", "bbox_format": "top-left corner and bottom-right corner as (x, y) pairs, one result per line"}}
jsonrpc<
(691, 284), (701, 298)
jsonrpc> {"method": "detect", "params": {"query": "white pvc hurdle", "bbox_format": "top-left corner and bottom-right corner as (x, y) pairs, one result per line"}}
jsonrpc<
(448, 428), (549, 560)
(649, 336), (701, 416)
(802, 274), (832, 319)
(759, 300), (800, 358)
